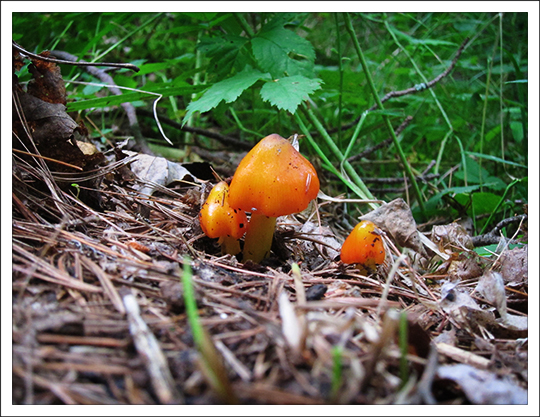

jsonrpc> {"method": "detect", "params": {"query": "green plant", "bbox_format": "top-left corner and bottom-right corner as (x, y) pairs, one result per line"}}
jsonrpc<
(181, 13), (323, 124)
(181, 256), (237, 404)
(13, 12), (528, 232)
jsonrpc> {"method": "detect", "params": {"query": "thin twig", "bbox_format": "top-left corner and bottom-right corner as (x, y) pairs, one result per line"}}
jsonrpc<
(136, 108), (253, 150)
(367, 37), (470, 111)
(471, 214), (527, 247)
(121, 290), (184, 404)
(48, 50), (151, 153)
(348, 116), (413, 162)
(321, 37), (469, 136)
(13, 41), (140, 72)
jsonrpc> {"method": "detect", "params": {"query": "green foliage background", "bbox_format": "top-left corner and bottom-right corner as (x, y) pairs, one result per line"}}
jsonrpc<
(13, 12), (528, 235)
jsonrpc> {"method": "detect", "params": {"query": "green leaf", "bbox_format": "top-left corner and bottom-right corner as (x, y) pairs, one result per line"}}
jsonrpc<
(198, 34), (250, 78)
(387, 26), (458, 46)
(454, 156), (486, 184)
(317, 68), (369, 106)
(474, 243), (525, 257)
(182, 67), (271, 125)
(67, 84), (206, 112)
(425, 184), (482, 211)
(260, 75), (322, 114)
(454, 191), (501, 215)
(471, 192), (504, 215)
(466, 152), (528, 169)
(182, 12), (218, 21)
(136, 55), (195, 76)
(510, 121), (524, 143)
(251, 23), (315, 78)
(484, 124), (501, 142)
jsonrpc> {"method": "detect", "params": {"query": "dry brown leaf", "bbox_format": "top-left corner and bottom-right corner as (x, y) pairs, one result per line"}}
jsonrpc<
(431, 222), (474, 251)
(436, 363), (527, 404)
(359, 198), (425, 256)
(476, 270), (507, 318)
(124, 151), (194, 197)
(499, 245), (528, 284)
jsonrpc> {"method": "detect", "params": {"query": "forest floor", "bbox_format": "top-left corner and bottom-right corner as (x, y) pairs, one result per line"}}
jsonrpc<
(11, 46), (529, 407)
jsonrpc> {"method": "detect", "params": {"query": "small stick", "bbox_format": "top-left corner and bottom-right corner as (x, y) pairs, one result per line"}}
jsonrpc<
(13, 148), (84, 171)
(348, 116), (414, 162)
(323, 37), (469, 136)
(121, 290), (184, 404)
(13, 41), (140, 72)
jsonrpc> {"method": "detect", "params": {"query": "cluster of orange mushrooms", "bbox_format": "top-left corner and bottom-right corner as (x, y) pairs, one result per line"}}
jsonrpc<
(199, 133), (386, 269)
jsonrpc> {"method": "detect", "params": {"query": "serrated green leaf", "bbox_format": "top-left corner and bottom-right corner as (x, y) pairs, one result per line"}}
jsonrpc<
(198, 34), (250, 78)
(260, 75), (322, 114)
(182, 67), (271, 125)
(67, 84), (206, 112)
(252, 26), (315, 78)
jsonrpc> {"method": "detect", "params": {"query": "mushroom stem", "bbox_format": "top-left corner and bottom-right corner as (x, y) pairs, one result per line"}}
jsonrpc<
(242, 213), (277, 263)
(218, 236), (242, 256)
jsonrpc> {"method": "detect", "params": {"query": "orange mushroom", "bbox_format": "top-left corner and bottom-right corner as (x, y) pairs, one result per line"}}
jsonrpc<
(228, 134), (320, 263)
(199, 181), (248, 256)
(341, 220), (386, 269)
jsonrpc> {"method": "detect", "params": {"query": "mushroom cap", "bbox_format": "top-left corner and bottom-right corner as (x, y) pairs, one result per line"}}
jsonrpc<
(228, 134), (320, 217)
(199, 181), (248, 239)
(341, 220), (386, 265)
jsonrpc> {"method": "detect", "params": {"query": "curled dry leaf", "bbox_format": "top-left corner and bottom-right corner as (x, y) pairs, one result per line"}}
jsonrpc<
(27, 52), (67, 105)
(440, 281), (482, 312)
(497, 313), (528, 332)
(447, 255), (484, 281)
(476, 270), (507, 319)
(436, 363), (527, 404)
(498, 245), (528, 284)
(359, 198), (425, 257)
(299, 220), (341, 260)
(278, 291), (303, 356)
(431, 222), (474, 251)
(13, 48), (101, 172)
(15, 91), (79, 145)
(439, 281), (496, 332)
(441, 280), (527, 336)
(124, 151), (195, 197)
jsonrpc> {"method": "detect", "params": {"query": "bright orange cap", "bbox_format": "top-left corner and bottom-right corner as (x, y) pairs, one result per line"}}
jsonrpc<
(228, 134), (320, 217)
(341, 220), (386, 266)
(199, 181), (248, 239)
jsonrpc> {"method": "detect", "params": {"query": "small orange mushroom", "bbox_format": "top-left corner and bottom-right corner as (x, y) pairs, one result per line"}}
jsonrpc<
(199, 181), (248, 256)
(341, 220), (386, 269)
(228, 134), (320, 263)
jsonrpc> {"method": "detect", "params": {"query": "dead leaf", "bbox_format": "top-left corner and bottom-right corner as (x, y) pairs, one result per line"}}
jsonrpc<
(499, 246), (528, 284)
(439, 281), (496, 332)
(124, 151), (195, 197)
(431, 222), (474, 251)
(359, 198), (425, 256)
(436, 363), (527, 404)
(476, 270), (507, 318)
(447, 255), (483, 280)
(13, 48), (100, 173)
(15, 90), (79, 145)
(497, 314), (528, 332)
(27, 52), (67, 105)
(278, 291), (302, 355)
(299, 220), (341, 259)
(433, 328), (457, 346)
